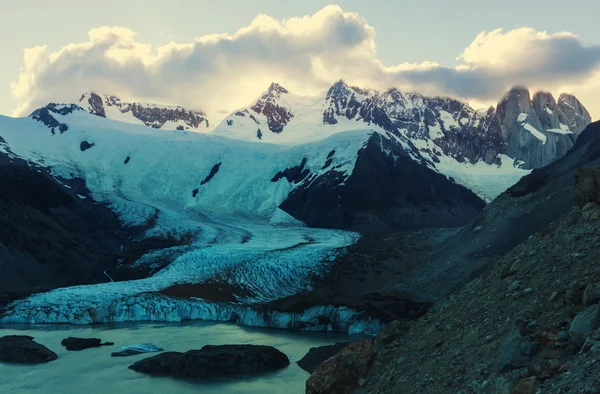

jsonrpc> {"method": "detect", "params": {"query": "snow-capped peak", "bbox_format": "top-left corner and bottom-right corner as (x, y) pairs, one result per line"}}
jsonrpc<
(78, 92), (210, 131)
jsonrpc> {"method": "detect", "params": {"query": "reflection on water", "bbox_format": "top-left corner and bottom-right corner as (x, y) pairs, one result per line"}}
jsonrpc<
(0, 321), (358, 394)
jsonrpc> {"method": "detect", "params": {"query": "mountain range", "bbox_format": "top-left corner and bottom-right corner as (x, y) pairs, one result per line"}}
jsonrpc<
(0, 80), (594, 332)
(79, 81), (591, 172)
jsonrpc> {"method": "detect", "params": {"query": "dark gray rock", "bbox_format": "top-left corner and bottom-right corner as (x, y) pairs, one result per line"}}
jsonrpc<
(569, 304), (600, 346)
(497, 331), (539, 372)
(297, 342), (353, 373)
(80, 141), (95, 151)
(574, 167), (600, 208)
(0, 335), (58, 363)
(61, 337), (114, 351)
(129, 344), (290, 378)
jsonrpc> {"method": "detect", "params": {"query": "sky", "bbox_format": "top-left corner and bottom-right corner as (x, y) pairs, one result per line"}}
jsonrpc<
(1, 0), (600, 121)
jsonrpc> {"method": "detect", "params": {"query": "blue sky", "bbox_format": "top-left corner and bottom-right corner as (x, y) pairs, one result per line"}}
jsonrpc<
(2, 0), (599, 119)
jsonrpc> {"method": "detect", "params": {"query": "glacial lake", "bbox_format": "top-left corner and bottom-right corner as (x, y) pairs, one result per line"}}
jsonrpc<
(0, 321), (357, 394)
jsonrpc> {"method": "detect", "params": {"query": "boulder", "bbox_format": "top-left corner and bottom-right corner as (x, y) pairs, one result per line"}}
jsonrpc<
(582, 202), (600, 220)
(514, 377), (540, 394)
(111, 343), (163, 357)
(297, 342), (353, 373)
(583, 283), (600, 307)
(574, 168), (600, 208)
(0, 335), (58, 363)
(306, 339), (375, 394)
(61, 337), (114, 351)
(497, 331), (539, 372)
(569, 304), (600, 346)
(129, 344), (289, 378)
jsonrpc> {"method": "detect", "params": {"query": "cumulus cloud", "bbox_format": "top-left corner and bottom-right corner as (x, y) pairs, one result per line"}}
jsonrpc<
(10, 5), (600, 120)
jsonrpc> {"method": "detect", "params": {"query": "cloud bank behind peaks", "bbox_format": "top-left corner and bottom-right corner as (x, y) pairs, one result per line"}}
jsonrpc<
(10, 5), (600, 120)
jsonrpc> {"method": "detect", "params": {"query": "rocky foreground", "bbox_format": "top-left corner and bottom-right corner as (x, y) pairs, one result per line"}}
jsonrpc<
(307, 169), (600, 393)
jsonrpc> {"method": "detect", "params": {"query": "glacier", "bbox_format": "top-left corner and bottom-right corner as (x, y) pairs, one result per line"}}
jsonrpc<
(0, 103), (526, 333)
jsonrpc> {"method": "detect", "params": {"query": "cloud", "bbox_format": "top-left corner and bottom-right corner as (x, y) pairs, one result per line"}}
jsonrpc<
(10, 5), (600, 120)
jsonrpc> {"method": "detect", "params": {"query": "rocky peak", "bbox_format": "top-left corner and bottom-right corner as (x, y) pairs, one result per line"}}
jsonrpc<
(267, 82), (289, 96)
(532, 91), (560, 130)
(501, 86), (533, 113)
(323, 80), (371, 125)
(78, 92), (209, 130)
(557, 93), (592, 133)
(250, 83), (294, 134)
(29, 103), (83, 133)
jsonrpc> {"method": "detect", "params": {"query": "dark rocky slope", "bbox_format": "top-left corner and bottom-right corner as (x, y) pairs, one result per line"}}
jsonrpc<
(406, 120), (600, 301)
(337, 203), (600, 393)
(0, 147), (177, 308)
(280, 132), (485, 232)
(267, 122), (600, 334)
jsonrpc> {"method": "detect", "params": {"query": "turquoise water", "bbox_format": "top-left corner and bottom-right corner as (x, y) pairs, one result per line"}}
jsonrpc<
(0, 321), (356, 394)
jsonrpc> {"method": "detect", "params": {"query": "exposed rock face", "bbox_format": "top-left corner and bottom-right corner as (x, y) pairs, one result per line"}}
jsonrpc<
(250, 83), (294, 133)
(574, 167), (600, 207)
(128, 344), (290, 378)
(279, 132), (485, 231)
(322, 80), (374, 124)
(79, 92), (209, 130)
(29, 103), (81, 132)
(306, 339), (375, 394)
(558, 93), (591, 132)
(80, 141), (95, 151)
(0, 142), (179, 307)
(495, 87), (585, 169)
(0, 335), (58, 363)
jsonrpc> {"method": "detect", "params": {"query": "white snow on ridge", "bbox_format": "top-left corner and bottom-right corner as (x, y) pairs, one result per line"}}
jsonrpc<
(523, 123), (547, 143)
(213, 90), (379, 145)
(0, 111), (370, 221)
(393, 128), (530, 202)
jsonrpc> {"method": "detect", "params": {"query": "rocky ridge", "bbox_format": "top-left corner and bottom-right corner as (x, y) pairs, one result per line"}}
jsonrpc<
(308, 202), (600, 393)
(217, 81), (591, 170)
(78, 92), (210, 130)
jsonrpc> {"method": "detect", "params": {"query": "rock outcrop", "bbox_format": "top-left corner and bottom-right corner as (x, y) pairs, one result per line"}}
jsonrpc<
(79, 92), (209, 130)
(0, 335), (57, 363)
(574, 167), (600, 207)
(250, 83), (294, 133)
(495, 87), (588, 169)
(129, 344), (289, 378)
(306, 339), (375, 394)
(297, 342), (353, 373)
(61, 337), (114, 351)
